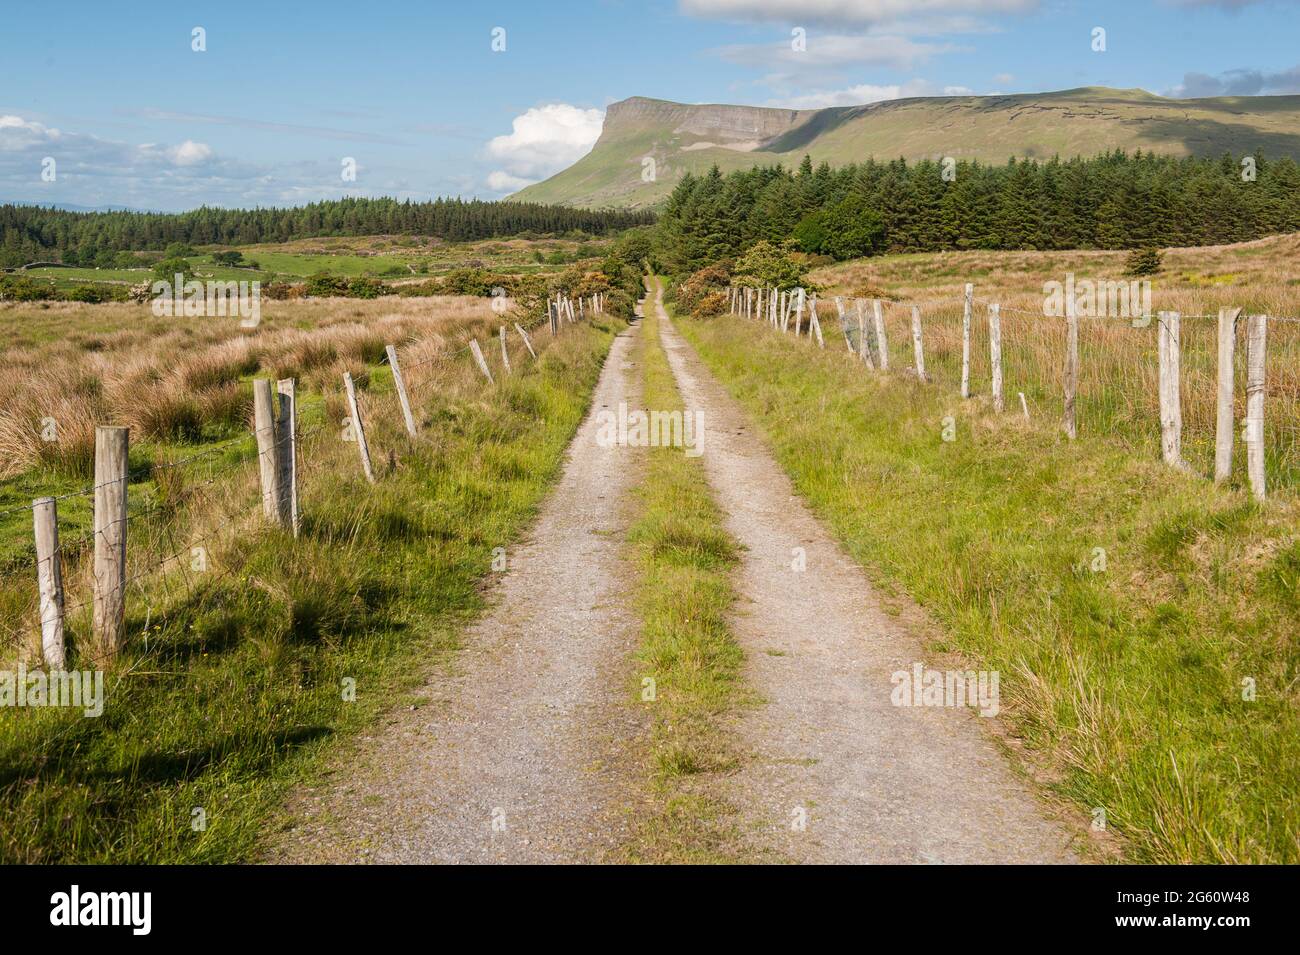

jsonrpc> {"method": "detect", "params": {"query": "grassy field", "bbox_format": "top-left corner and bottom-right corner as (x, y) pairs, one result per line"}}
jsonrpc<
(15, 235), (609, 292)
(0, 295), (509, 571)
(676, 303), (1299, 863)
(621, 282), (750, 863)
(0, 294), (621, 862)
(810, 232), (1300, 491)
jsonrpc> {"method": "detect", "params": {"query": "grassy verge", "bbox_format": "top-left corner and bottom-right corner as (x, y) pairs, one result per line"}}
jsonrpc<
(676, 312), (1299, 864)
(0, 316), (621, 863)
(621, 283), (751, 863)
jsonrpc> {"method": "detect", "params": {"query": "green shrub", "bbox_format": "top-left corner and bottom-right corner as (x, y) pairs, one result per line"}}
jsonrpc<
(674, 263), (730, 316)
(1126, 247), (1164, 276)
(305, 271), (350, 297)
(153, 257), (193, 281)
(65, 284), (124, 304)
(348, 277), (384, 299)
(0, 276), (56, 301)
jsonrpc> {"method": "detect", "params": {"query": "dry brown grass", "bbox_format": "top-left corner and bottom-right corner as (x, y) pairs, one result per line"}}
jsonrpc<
(811, 233), (1300, 489)
(0, 291), (564, 664)
(0, 295), (509, 479)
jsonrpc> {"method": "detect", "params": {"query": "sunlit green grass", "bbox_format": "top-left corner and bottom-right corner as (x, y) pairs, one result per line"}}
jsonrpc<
(621, 283), (751, 863)
(0, 317), (619, 863)
(678, 311), (1300, 864)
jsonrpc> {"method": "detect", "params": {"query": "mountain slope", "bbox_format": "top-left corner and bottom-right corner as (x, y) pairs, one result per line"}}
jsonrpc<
(511, 87), (1300, 209)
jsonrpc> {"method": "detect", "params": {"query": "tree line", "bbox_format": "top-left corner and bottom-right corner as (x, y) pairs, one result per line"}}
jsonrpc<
(652, 151), (1300, 274)
(0, 197), (657, 268)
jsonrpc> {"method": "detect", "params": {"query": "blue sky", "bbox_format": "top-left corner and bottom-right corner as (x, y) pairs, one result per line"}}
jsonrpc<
(1, 0), (1296, 210)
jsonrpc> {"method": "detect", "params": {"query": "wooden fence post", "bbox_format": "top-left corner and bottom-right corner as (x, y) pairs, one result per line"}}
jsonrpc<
(795, 288), (805, 336)
(33, 496), (65, 668)
(809, 296), (825, 348)
(514, 322), (537, 359)
(873, 299), (889, 372)
(275, 378), (299, 535)
(92, 425), (129, 661)
(499, 326), (512, 376)
(836, 298), (853, 353)
(253, 379), (283, 523)
(1245, 313), (1268, 500)
(1157, 311), (1185, 469)
(469, 339), (495, 384)
(989, 304), (1003, 413)
(855, 299), (875, 370)
(549, 302), (558, 336)
(385, 345), (418, 438)
(1063, 292), (1079, 439)
(910, 306), (926, 380)
(343, 371), (376, 484)
(961, 283), (973, 399)
(1214, 307), (1241, 484)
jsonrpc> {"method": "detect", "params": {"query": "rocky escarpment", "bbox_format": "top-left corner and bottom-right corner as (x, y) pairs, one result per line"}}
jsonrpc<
(602, 96), (812, 145)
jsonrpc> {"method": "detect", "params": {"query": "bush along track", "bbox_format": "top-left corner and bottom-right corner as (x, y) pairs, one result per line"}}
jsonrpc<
(675, 311), (1300, 864)
(620, 282), (753, 863)
(0, 316), (622, 863)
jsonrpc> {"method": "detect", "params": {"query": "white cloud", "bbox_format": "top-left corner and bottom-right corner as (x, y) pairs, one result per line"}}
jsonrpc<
(716, 33), (952, 70)
(1168, 63), (1300, 96)
(764, 78), (984, 108)
(486, 170), (538, 192)
(167, 140), (213, 166)
(0, 113), (478, 209)
(485, 103), (604, 193)
(993, 72), (1014, 85)
(680, 0), (1037, 27)
(766, 80), (928, 108)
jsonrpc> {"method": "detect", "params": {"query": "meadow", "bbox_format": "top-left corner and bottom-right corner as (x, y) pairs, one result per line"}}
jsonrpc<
(12, 234), (610, 294)
(673, 234), (1300, 862)
(0, 282), (622, 862)
(810, 232), (1300, 492)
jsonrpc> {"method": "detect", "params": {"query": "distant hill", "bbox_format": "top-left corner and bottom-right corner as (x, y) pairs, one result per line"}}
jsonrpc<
(0, 201), (153, 213)
(511, 87), (1300, 209)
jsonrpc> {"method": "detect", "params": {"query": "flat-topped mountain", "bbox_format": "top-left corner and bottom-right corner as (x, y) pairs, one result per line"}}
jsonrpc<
(510, 87), (1300, 209)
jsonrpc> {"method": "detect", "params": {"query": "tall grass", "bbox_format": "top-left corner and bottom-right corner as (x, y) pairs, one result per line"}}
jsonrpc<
(678, 310), (1300, 863)
(815, 233), (1300, 491)
(0, 303), (619, 863)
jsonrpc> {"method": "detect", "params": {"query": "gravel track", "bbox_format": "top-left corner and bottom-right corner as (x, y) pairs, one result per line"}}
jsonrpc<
(266, 317), (647, 864)
(654, 288), (1080, 864)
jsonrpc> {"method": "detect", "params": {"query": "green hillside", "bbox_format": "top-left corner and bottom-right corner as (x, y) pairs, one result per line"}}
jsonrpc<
(512, 87), (1300, 209)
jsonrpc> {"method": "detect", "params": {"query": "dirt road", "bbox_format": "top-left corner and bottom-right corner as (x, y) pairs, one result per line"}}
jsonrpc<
(267, 316), (646, 863)
(653, 286), (1079, 863)
(270, 290), (1079, 865)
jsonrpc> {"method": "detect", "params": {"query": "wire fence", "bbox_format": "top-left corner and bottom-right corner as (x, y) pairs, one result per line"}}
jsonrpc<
(730, 285), (1300, 494)
(0, 291), (605, 672)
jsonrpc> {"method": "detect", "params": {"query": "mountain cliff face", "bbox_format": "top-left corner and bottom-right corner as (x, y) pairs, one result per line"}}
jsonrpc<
(602, 96), (810, 146)
(510, 87), (1300, 210)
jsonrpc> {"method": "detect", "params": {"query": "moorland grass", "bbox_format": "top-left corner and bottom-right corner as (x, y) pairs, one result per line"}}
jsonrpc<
(0, 312), (619, 863)
(678, 310), (1299, 864)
